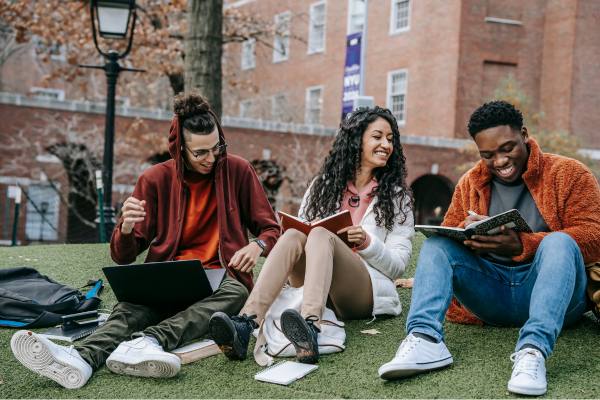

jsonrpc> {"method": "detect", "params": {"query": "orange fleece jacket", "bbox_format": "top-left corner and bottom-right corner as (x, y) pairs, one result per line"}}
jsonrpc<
(443, 137), (600, 263)
(443, 138), (600, 323)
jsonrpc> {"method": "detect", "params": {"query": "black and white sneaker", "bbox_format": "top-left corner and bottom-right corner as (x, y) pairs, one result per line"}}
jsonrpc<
(209, 312), (257, 360)
(280, 309), (320, 364)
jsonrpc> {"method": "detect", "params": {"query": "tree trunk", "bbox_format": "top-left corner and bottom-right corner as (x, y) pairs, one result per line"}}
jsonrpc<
(184, 0), (223, 117)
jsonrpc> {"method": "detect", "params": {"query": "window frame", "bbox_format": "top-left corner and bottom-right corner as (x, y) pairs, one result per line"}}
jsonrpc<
(308, 1), (327, 54)
(386, 69), (408, 125)
(271, 93), (288, 122)
(304, 85), (324, 125)
(239, 99), (254, 118)
(24, 184), (59, 242)
(347, 0), (367, 35)
(389, 0), (411, 35)
(241, 37), (256, 70)
(273, 11), (292, 63)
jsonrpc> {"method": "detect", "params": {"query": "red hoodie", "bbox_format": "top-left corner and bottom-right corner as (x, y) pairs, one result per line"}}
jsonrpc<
(110, 114), (281, 290)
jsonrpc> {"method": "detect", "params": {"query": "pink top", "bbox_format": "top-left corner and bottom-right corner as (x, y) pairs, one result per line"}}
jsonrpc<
(340, 179), (378, 250)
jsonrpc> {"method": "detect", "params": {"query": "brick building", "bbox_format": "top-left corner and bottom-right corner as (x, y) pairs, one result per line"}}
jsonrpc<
(1, 0), (599, 244)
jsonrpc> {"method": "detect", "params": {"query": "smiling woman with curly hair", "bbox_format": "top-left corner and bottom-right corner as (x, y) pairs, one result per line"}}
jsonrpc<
(210, 106), (415, 365)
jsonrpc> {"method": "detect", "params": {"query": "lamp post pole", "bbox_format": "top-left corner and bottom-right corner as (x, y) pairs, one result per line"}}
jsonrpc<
(83, 0), (143, 242)
(101, 51), (120, 235)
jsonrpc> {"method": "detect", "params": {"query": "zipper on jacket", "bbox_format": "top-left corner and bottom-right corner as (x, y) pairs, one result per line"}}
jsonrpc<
(214, 169), (227, 269)
(170, 184), (189, 260)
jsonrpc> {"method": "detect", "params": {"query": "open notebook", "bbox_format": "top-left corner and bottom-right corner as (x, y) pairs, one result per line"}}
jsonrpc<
(254, 361), (318, 386)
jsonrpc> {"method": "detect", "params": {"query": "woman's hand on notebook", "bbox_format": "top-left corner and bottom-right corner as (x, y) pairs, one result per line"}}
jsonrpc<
(338, 225), (368, 247)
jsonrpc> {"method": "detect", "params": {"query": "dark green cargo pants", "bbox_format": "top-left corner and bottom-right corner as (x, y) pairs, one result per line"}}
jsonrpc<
(75, 276), (248, 370)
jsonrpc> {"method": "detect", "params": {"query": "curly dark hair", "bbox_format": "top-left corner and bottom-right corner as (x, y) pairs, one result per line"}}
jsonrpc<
(173, 91), (216, 135)
(467, 100), (524, 137)
(303, 107), (412, 231)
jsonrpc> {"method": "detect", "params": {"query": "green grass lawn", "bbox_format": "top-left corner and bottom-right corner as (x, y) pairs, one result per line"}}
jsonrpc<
(0, 236), (598, 398)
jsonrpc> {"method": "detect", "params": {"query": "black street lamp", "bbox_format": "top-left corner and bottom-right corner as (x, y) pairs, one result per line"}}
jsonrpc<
(82, 0), (143, 241)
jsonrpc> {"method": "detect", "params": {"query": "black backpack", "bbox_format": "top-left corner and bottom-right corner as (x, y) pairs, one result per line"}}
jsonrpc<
(0, 267), (103, 329)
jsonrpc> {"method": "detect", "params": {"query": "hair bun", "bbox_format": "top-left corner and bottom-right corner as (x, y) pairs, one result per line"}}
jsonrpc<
(173, 91), (211, 119)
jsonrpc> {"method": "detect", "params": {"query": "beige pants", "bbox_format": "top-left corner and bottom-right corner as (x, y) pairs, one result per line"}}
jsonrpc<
(242, 227), (373, 324)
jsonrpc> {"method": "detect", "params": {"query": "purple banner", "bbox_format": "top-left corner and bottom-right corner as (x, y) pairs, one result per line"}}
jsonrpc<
(341, 32), (363, 119)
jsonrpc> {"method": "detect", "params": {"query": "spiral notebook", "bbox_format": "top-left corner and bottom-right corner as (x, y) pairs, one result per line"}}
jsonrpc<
(40, 313), (109, 342)
(254, 361), (318, 386)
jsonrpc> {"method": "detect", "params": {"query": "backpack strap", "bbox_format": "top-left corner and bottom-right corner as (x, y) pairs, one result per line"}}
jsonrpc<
(84, 279), (104, 299)
(0, 310), (64, 329)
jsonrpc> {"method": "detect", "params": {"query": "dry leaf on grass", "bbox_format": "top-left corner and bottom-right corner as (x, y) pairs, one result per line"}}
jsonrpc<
(361, 329), (381, 335)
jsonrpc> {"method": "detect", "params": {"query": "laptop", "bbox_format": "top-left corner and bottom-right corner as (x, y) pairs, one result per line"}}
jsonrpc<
(102, 260), (226, 311)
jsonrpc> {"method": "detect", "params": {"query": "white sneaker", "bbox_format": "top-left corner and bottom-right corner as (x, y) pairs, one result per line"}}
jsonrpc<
(106, 335), (181, 378)
(508, 348), (547, 396)
(10, 330), (92, 389)
(378, 333), (453, 380)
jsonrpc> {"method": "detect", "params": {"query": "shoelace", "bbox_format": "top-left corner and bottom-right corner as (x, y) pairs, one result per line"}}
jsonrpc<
(235, 313), (258, 329)
(305, 315), (321, 333)
(510, 349), (542, 379)
(395, 335), (419, 357)
(128, 333), (160, 349)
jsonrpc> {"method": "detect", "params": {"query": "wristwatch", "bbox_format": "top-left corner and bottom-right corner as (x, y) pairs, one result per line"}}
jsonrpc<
(253, 239), (266, 255)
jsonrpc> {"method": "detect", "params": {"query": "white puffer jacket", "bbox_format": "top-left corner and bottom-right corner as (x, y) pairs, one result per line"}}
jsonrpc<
(298, 186), (414, 316)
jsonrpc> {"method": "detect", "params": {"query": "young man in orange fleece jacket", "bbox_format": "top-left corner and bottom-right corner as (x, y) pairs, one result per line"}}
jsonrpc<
(379, 101), (600, 396)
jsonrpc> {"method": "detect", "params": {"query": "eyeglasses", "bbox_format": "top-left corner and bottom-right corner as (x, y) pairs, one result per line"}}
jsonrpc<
(185, 143), (227, 160)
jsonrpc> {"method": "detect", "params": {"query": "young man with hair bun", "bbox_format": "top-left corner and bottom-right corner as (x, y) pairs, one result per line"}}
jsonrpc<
(10, 92), (280, 389)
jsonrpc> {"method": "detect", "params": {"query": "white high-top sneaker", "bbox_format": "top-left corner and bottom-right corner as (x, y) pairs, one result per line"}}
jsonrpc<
(378, 333), (453, 380)
(508, 348), (547, 396)
(10, 330), (92, 389)
(106, 335), (181, 378)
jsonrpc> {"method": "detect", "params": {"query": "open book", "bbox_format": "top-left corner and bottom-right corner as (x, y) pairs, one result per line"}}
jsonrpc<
(170, 339), (221, 364)
(277, 210), (353, 246)
(254, 361), (318, 386)
(415, 209), (532, 241)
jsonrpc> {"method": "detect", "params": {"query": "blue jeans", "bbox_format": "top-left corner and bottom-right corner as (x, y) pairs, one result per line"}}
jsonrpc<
(406, 232), (588, 357)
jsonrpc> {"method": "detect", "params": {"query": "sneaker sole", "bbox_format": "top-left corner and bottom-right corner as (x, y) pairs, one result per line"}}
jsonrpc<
(106, 354), (180, 378)
(209, 312), (246, 360)
(280, 310), (318, 364)
(10, 330), (89, 389)
(507, 382), (547, 396)
(379, 357), (453, 380)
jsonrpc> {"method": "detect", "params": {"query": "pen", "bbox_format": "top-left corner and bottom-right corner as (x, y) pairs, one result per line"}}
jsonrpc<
(467, 210), (478, 217)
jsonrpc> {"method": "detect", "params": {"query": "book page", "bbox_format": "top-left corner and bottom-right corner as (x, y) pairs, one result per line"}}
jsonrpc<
(277, 211), (311, 235)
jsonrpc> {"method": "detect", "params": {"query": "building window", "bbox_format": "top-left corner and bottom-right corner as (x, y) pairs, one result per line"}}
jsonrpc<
(239, 99), (254, 118)
(347, 0), (366, 34)
(271, 93), (289, 121)
(30, 87), (65, 101)
(305, 86), (323, 124)
(390, 0), (410, 34)
(241, 38), (256, 70)
(308, 1), (326, 54)
(33, 35), (66, 62)
(273, 11), (291, 63)
(25, 185), (59, 242)
(387, 69), (407, 124)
